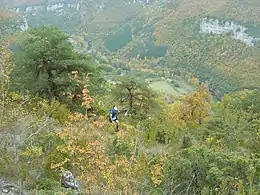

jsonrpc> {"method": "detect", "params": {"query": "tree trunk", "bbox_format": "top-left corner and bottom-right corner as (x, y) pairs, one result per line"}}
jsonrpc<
(47, 69), (56, 99)
(127, 88), (134, 113)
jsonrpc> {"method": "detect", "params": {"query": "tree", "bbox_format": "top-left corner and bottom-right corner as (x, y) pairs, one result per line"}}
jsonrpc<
(11, 25), (102, 102)
(166, 83), (212, 128)
(112, 76), (157, 118)
(237, 90), (260, 115)
(179, 83), (212, 124)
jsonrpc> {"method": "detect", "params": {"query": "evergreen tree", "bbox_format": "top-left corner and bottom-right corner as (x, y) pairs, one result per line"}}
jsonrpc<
(112, 76), (157, 119)
(11, 25), (103, 101)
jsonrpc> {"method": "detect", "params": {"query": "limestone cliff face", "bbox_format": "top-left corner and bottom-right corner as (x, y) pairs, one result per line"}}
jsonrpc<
(0, 8), (28, 36)
(11, 1), (87, 32)
(200, 17), (260, 46)
(6, 0), (157, 33)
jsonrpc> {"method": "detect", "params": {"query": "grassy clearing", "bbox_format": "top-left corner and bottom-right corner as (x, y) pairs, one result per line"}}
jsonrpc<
(149, 78), (193, 97)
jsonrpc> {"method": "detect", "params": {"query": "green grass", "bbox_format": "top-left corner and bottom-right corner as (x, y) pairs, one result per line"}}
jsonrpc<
(149, 79), (193, 97)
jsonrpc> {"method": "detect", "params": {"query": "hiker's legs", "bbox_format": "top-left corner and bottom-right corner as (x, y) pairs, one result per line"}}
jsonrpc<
(113, 120), (119, 132)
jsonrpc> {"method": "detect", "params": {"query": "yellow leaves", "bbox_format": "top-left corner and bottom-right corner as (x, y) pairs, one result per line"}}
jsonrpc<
(167, 100), (186, 126)
(232, 89), (252, 101)
(190, 76), (200, 86)
(205, 136), (226, 151)
(151, 160), (164, 187)
(102, 155), (136, 190)
(50, 158), (70, 170)
(167, 84), (212, 126)
(68, 112), (85, 122)
(116, 130), (125, 142)
(71, 70), (94, 119)
(206, 136), (214, 145)
(56, 127), (70, 140)
(21, 146), (43, 157)
(81, 85), (94, 110)
(239, 90), (252, 100)
(218, 94), (234, 110)
(38, 99), (50, 110)
(180, 84), (212, 124)
(9, 92), (22, 101)
(91, 117), (105, 128)
(53, 123), (143, 194)
(0, 41), (13, 107)
(71, 70), (78, 80)
(55, 125), (108, 165)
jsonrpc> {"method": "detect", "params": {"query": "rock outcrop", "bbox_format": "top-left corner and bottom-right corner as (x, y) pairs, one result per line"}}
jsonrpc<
(200, 17), (260, 46)
(8, 0), (158, 30)
(0, 179), (26, 195)
(61, 170), (80, 191)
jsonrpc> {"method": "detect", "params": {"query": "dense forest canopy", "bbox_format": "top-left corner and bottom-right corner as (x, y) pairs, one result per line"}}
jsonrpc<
(0, 0), (260, 194)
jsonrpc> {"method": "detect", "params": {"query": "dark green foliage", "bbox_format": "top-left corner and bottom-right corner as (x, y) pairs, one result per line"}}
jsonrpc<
(239, 91), (260, 114)
(0, 19), (18, 36)
(162, 147), (260, 195)
(111, 76), (158, 119)
(11, 25), (102, 103)
(104, 25), (132, 52)
(107, 137), (132, 160)
(144, 122), (175, 145)
(131, 43), (168, 59)
(36, 178), (61, 191)
(181, 135), (193, 149)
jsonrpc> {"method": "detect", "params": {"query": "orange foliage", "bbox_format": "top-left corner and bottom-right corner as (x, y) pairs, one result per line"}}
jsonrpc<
(151, 159), (165, 187)
(168, 83), (212, 126)
(180, 84), (212, 124)
(51, 125), (143, 194)
(71, 71), (94, 120)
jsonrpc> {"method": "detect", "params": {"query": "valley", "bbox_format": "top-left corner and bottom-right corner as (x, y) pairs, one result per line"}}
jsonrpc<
(1, 0), (260, 194)
(2, 0), (258, 97)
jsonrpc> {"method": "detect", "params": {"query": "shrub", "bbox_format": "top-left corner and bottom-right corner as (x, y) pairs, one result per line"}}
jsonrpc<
(107, 135), (132, 160)
(36, 178), (61, 191)
(37, 99), (71, 124)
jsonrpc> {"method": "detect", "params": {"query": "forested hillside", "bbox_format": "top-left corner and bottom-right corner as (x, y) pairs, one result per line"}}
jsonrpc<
(156, 0), (260, 94)
(0, 0), (260, 194)
(4, 0), (259, 94)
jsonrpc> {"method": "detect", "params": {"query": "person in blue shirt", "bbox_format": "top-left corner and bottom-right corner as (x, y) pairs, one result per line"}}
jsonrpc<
(108, 105), (119, 132)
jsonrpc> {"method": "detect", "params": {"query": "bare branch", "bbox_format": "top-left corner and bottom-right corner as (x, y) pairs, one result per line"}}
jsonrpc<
(184, 173), (196, 195)
(21, 115), (50, 144)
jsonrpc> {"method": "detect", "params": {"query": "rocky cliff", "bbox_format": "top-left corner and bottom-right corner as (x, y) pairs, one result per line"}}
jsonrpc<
(4, 0), (157, 33)
(200, 17), (260, 46)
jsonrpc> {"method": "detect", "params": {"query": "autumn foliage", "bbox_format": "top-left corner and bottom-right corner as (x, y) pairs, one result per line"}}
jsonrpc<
(70, 71), (94, 120)
(1, 22), (260, 195)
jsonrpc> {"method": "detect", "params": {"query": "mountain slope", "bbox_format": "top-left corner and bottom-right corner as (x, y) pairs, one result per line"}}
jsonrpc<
(155, 0), (260, 94)
(3, 0), (260, 95)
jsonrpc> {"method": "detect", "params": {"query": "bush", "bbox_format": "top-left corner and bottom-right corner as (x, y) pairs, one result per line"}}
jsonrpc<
(162, 147), (260, 194)
(181, 135), (193, 149)
(107, 136), (132, 159)
(37, 99), (71, 124)
(36, 178), (61, 191)
(173, 83), (180, 88)
(103, 65), (114, 72)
